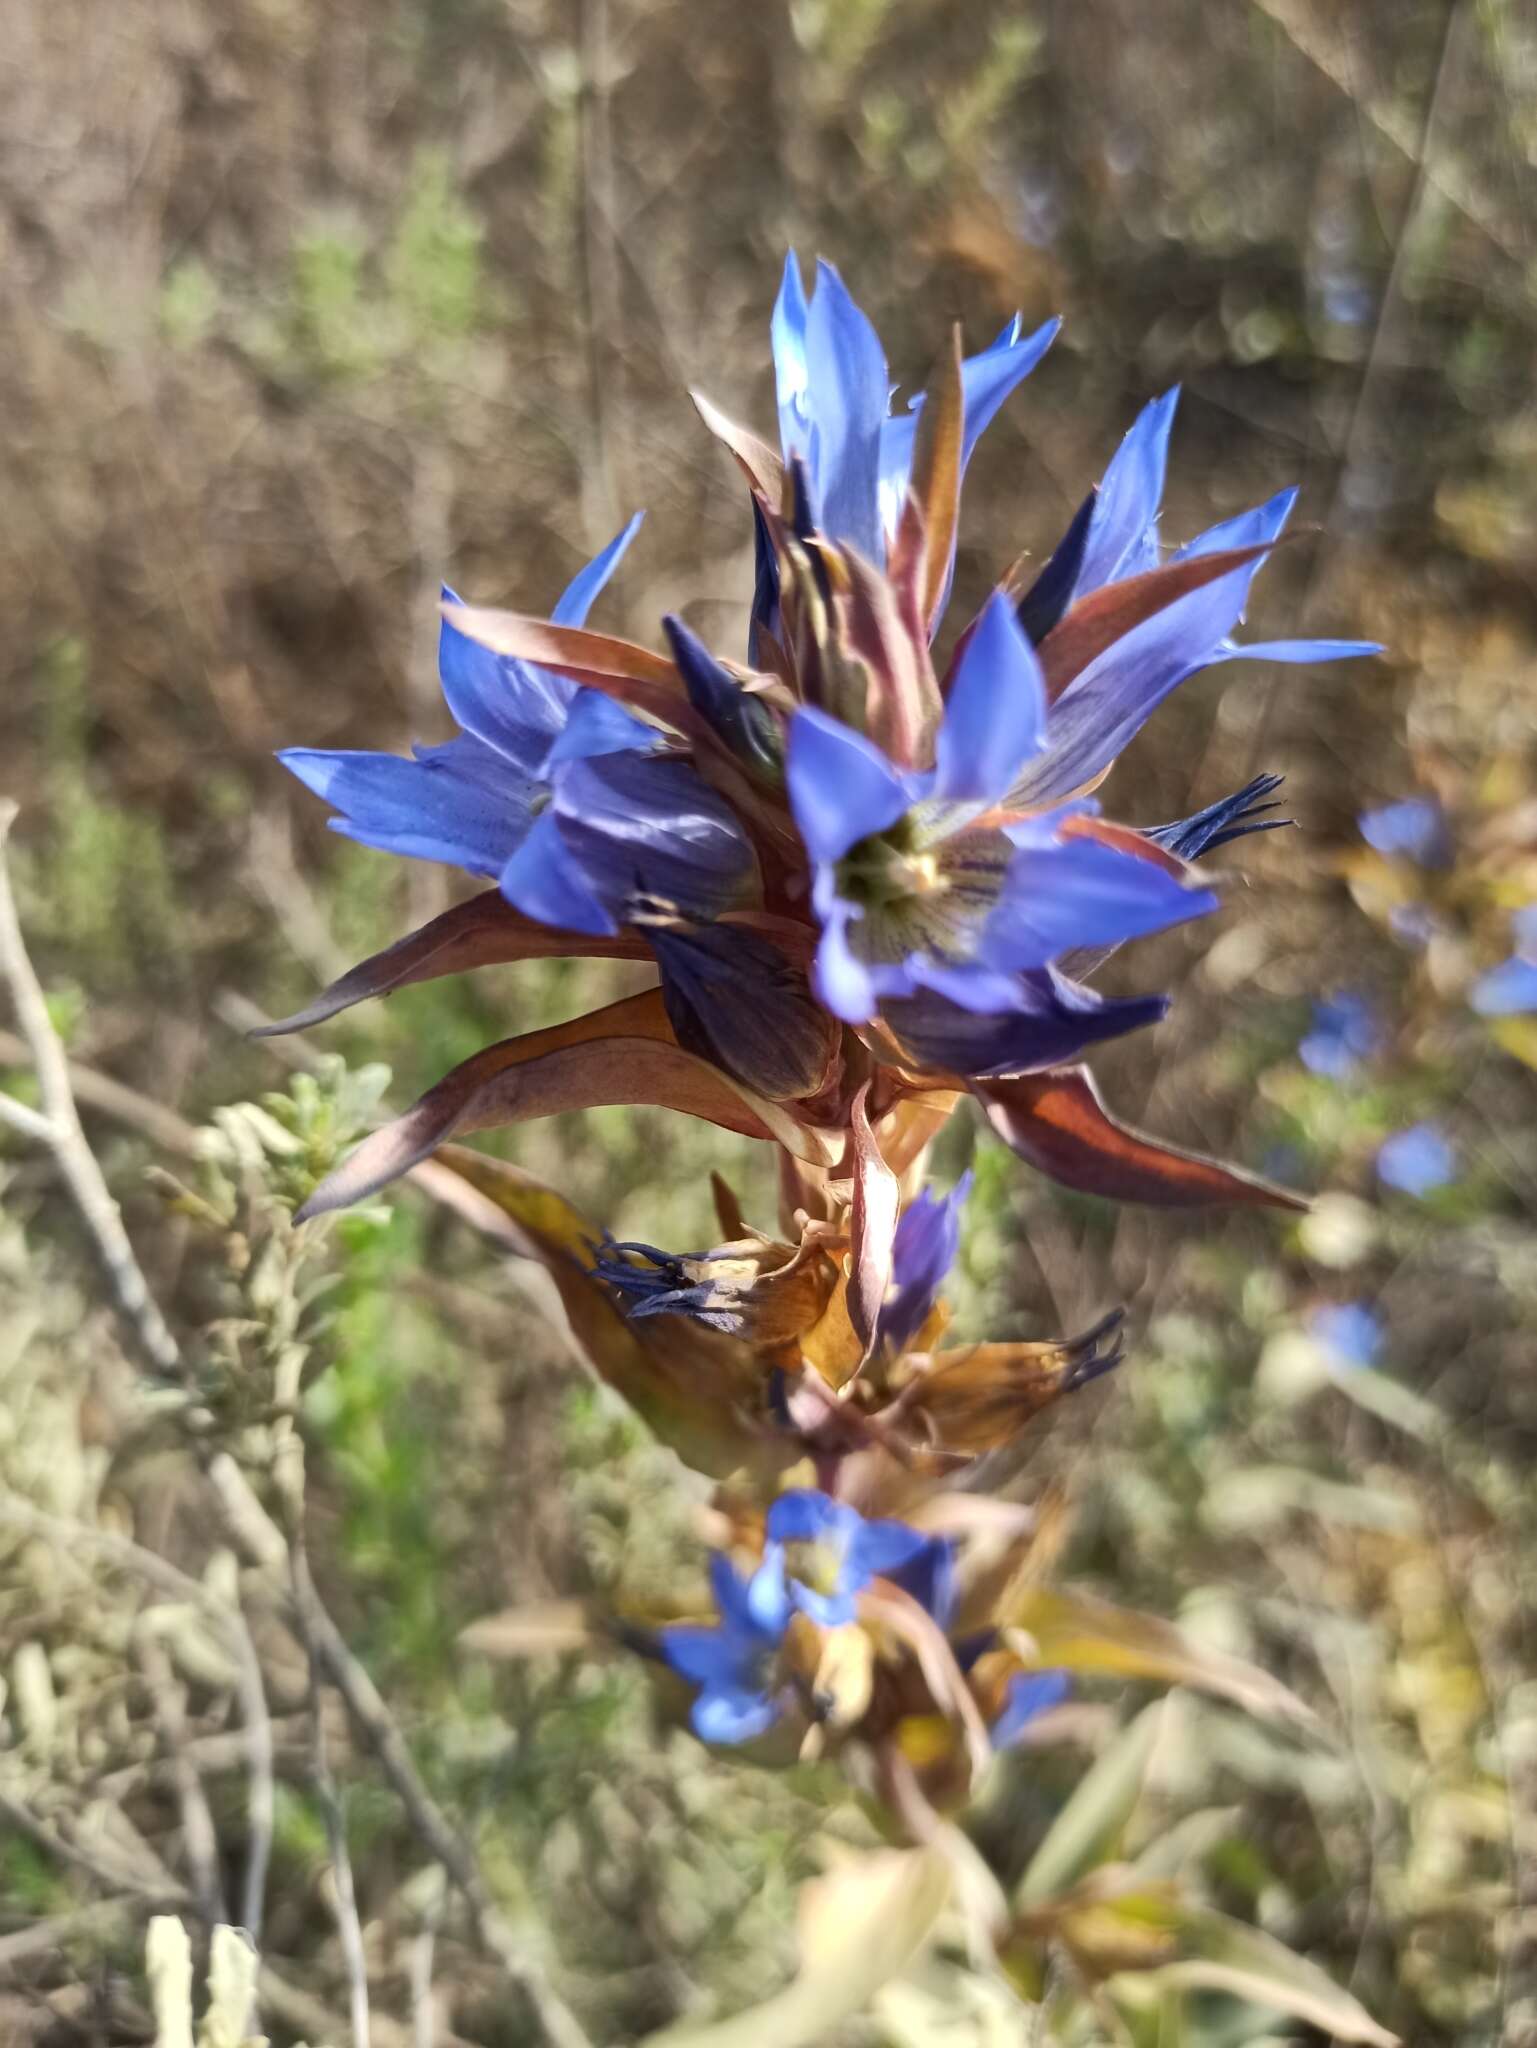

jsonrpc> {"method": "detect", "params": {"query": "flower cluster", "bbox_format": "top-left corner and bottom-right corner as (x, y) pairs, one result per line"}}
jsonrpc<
(270, 258), (1380, 1937)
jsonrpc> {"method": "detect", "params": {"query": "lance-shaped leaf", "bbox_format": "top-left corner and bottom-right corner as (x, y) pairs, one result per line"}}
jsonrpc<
(847, 1080), (901, 1359)
(890, 1314), (1124, 1458)
(1018, 1700), (1167, 1907)
(1031, 539), (1281, 702)
(890, 326), (964, 635)
(417, 1147), (779, 1476)
(639, 1847), (952, 2048)
(295, 990), (800, 1221)
(991, 1586), (1319, 1730)
(975, 1065), (1307, 1210)
(440, 605), (707, 742)
(255, 888), (649, 1035)
(691, 388), (786, 503)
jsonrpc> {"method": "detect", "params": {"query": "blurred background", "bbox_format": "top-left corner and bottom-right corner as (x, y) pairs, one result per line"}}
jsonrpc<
(2, 0), (1536, 2040)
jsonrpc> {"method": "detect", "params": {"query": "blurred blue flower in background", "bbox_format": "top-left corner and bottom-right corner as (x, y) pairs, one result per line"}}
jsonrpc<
(1376, 1122), (1455, 1197)
(991, 1669), (1072, 1749)
(1359, 796), (1451, 868)
(1299, 992), (1380, 1077)
(1471, 905), (1537, 1017)
(765, 1490), (951, 1629)
(1308, 1301), (1383, 1371)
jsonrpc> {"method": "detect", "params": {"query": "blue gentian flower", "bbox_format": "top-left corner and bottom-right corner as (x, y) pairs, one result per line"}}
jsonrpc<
(786, 591), (1218, 1024)
(876, 1174), (972, 1355)
(281, 516), (756, 940)
(1376, 1123), (1455, 1197)
(657, 1549), (792, 1744)
(991, 1669), (1072, 1750)
(771, 253), (1058, 568)
(1308, 1302), (1383, 1371)
(1359, 796), (1451, 868)
(764, 1489), (950, 1629)
(1471, 906), (1537, 1016)
(1299, 992), (1379, 1078)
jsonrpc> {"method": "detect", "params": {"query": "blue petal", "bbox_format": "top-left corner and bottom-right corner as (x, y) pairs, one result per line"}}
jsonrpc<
(934, 592), (1048, 802)
(1173, 486), (1296, 559)
(744, 1550), (792, 1638)
(500, 808), (616, 935)
(1376, 1123), (1455, 1197)
(791, 1585), (858, 1628)
(991, 1669), (1071, 1748)
(956, 315), (1059, 471)
(1308, 1301), (1382, 1370)
(279, 741), (535, 877)
(882, 1537), (957, 1630)
(877, 1177), (971, 1355)
(801, 259), (889, 561)
(1016, 491), (1096, 646)
(540, 689), (656, 770)
(787, 709), (910, 863)
(765, 1489), (850, 1549)
(1359, 797), (1450, 868)
(882, 971), (1168, 1080)
(1010, 551), (1276, 807)
(692, 1687), (781, 1744)
(812, 902), (883, 1024)
(551, 511), (645, 627)
(437, 601), (572, 768)
(1471, 954), (1537, 1017)
(847, 1518), (932, 1582)
(1073, 389), (1179, 595)
(549, 752), (756, 925)
(658, 1625), (748, 1688)
(661, 615), (782, 777)
(983, 829), (1217, 970)
(771, 251), (811, 466)
(649, 921), (834, 1100)
(1227, 638), (1382, 664)
(1511, 905), (1537, 951)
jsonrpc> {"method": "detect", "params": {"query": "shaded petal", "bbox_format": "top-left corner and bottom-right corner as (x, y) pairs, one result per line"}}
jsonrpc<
(787, 708), (910, 863)
(659, 1624), (746, 1689)
(647, 920), (838, 1101)
(549, 752), (758, 925)
(1016, 491), (1096, 646)
(934, 591), (1047, 802)
(977, 1064), (1308, 1208)
(501, 809), (616, 936)
(802, 259), (889, 561)
(1146, 774), (1289, 861)
(848, 1519), (932, 1581)
(661, 614), (783, 778)
(883, 972), (1167, 1079)
(279, 741), (536, 876)
(437, 598), (572, 767)
(693, 1687), (781, 1744)
(880, 1536), (957, 1630)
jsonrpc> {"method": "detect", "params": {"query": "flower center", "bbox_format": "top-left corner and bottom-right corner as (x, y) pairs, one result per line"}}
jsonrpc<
(783, 1538), (847, 1601)
(837, 823), (947, 912)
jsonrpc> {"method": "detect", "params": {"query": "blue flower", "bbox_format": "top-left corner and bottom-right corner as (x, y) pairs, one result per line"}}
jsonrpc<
(991, 1669), (1071, 1750)
(657, 1549), (792, 1744)
(1308, 1302), (1382, 1371)
(1359, 797), (1451, 868)
(282, 516), (756, 940)
(1298, 992), (1379, 1078)
(771, 254), (1057, 568)
(1376, 1123), (1455, 1197)
(876, 1175), (971, 1356)
(785, 591), (1218, 1024)
(765, 1490), (951, 1630)
(1471, 907), (1537, 1016)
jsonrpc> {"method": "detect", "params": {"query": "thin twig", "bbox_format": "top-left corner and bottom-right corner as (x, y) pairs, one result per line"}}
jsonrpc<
(137, 1635), (228, 1928)
(0, 800), (182, 1375)
(0, 1025), (201, 1156)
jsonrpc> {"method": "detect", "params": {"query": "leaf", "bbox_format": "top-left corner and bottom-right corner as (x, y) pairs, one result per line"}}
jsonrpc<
(639, 1848), (952, 2048)
(254, 888), (648, 1034)
(847, 1080), (900, 1358)
(895, 325), (964, 634)
(1000, 1586), (1320, 1730)
(1017, 1701), (1167, 1907)
(295, 990), (799, 1220)
(440, 605), (707, 741)
(1137, 1904), (1399, 2046)
(976, 1065), (1308, 1210)
(691, 389), (786, 502)
(1035, 542), (1280, 702)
